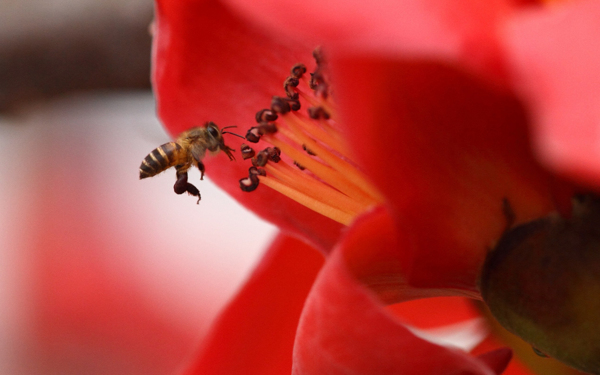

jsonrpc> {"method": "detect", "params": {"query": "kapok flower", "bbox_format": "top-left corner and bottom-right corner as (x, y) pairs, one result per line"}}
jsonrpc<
(151, 0), (600, 373)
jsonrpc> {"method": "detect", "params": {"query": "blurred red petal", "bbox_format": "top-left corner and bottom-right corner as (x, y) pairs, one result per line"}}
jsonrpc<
(334, 56), (558, 293)
(184, 233), (324, 375)
(501, 0), (600, 188)
(293, 209), (508, 375)
(152, 0), (343, 250)
(224, 0), (524, 82)
(153, 0), (309, 135)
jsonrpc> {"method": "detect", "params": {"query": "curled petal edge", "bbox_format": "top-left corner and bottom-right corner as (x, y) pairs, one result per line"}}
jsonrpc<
(293, 207), (512, 375)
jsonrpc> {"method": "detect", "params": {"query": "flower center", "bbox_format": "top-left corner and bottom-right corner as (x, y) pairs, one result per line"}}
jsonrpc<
(238, 48), (384, 225)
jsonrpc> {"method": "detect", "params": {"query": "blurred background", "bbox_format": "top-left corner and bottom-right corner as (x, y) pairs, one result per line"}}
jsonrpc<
(0, 1), (276, 374)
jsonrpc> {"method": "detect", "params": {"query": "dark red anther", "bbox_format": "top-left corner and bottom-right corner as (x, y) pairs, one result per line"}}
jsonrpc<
(284, 76), (300, 100)
(290, 63), (307, 78)
(303, 144), (316, 156)
(309, 69), (327, 93)
(312, 47), (325, 66)
(258, 122), (278, 134)
(252, 151), (269, 167)
(246, 127), (261, 143)
(249, 166), (267, 176)
(287, 98), (301, 111)
(239, 173), (259, 192)
(255, 109), (278, 123)
(284, 76), (299, 88)
(240, 144), (256, 160)
(315, 82), (329, 99)
(307, 106), (330, 120)
(308, 72), (317, 90)
(271, 96), (291, 114)
(265, 147), (281, 163)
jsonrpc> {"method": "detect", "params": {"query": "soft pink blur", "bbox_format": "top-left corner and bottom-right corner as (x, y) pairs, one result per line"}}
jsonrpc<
(0, 93), (276, 375)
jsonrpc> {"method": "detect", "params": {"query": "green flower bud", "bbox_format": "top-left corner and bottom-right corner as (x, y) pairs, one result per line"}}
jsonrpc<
(481, 194), (600, 374)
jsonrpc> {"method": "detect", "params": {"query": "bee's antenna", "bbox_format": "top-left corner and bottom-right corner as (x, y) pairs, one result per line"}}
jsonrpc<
(222, 131), (246, 140)
(221, 125), (245, 140)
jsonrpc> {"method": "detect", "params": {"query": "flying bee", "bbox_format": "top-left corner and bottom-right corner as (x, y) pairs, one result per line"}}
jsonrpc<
(139, 122), (244, 203)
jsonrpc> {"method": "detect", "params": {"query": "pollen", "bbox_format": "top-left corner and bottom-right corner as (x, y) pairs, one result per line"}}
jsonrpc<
(238, 48), (384, 226)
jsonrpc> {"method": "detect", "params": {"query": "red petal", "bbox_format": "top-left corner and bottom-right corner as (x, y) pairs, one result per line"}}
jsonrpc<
(152, 0), (343, 251)
(501, 0), (600, 188)
(184, 233), (324, 375)
(224, 0), (526, 83)
(334, 57), (558, 293)
(472, 336), (534, 375)
(293, 209), (510, 374)
(388, 297), (481, 329)
(476, 348), (513, 375)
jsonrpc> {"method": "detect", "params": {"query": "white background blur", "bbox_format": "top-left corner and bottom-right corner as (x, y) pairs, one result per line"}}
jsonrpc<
(0, 93), (276, 374)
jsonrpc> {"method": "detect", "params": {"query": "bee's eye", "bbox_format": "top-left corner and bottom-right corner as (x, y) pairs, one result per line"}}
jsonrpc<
(207, 126), (219, 138)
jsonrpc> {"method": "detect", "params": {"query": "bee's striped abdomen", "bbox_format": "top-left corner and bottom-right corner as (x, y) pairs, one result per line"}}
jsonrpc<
(139, 142), (182, 179)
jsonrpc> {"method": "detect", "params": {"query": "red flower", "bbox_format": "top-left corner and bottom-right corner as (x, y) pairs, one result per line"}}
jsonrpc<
(151, 0), (600, 373)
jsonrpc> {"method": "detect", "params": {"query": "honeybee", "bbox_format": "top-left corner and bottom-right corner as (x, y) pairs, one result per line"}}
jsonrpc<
(139, 122), (243, 203)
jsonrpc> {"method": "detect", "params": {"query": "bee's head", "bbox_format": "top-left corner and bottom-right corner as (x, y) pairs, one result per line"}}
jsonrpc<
(205, 122), (242, 161)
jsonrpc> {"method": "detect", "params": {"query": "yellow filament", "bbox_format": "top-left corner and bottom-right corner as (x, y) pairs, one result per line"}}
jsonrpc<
(281, 116), (385, 203)
(318, 118), (346, 148)
(297, 90), (322, 109)
(265, 135), (375, 206)
(297, 76), (338, 120)
(265, 162), (367, 216)
(258, 175), (353, 225)
(285, 112), (351, 157)
(274, 126), (304, 147)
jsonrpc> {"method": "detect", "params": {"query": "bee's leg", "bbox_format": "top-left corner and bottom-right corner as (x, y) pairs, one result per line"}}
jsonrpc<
(196, 161), (205, 180)
(174, 170), (201, 204)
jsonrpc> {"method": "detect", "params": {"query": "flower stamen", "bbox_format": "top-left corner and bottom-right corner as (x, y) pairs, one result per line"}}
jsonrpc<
(240, 144), (256, 160)
(238, 49), (385, 225)
(264, 162), (365, 216)
(263, 135), (375, 206)
(257, 175), (355, 225)
(278, 113), (383, 201)
(284, 112), (350, 156)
